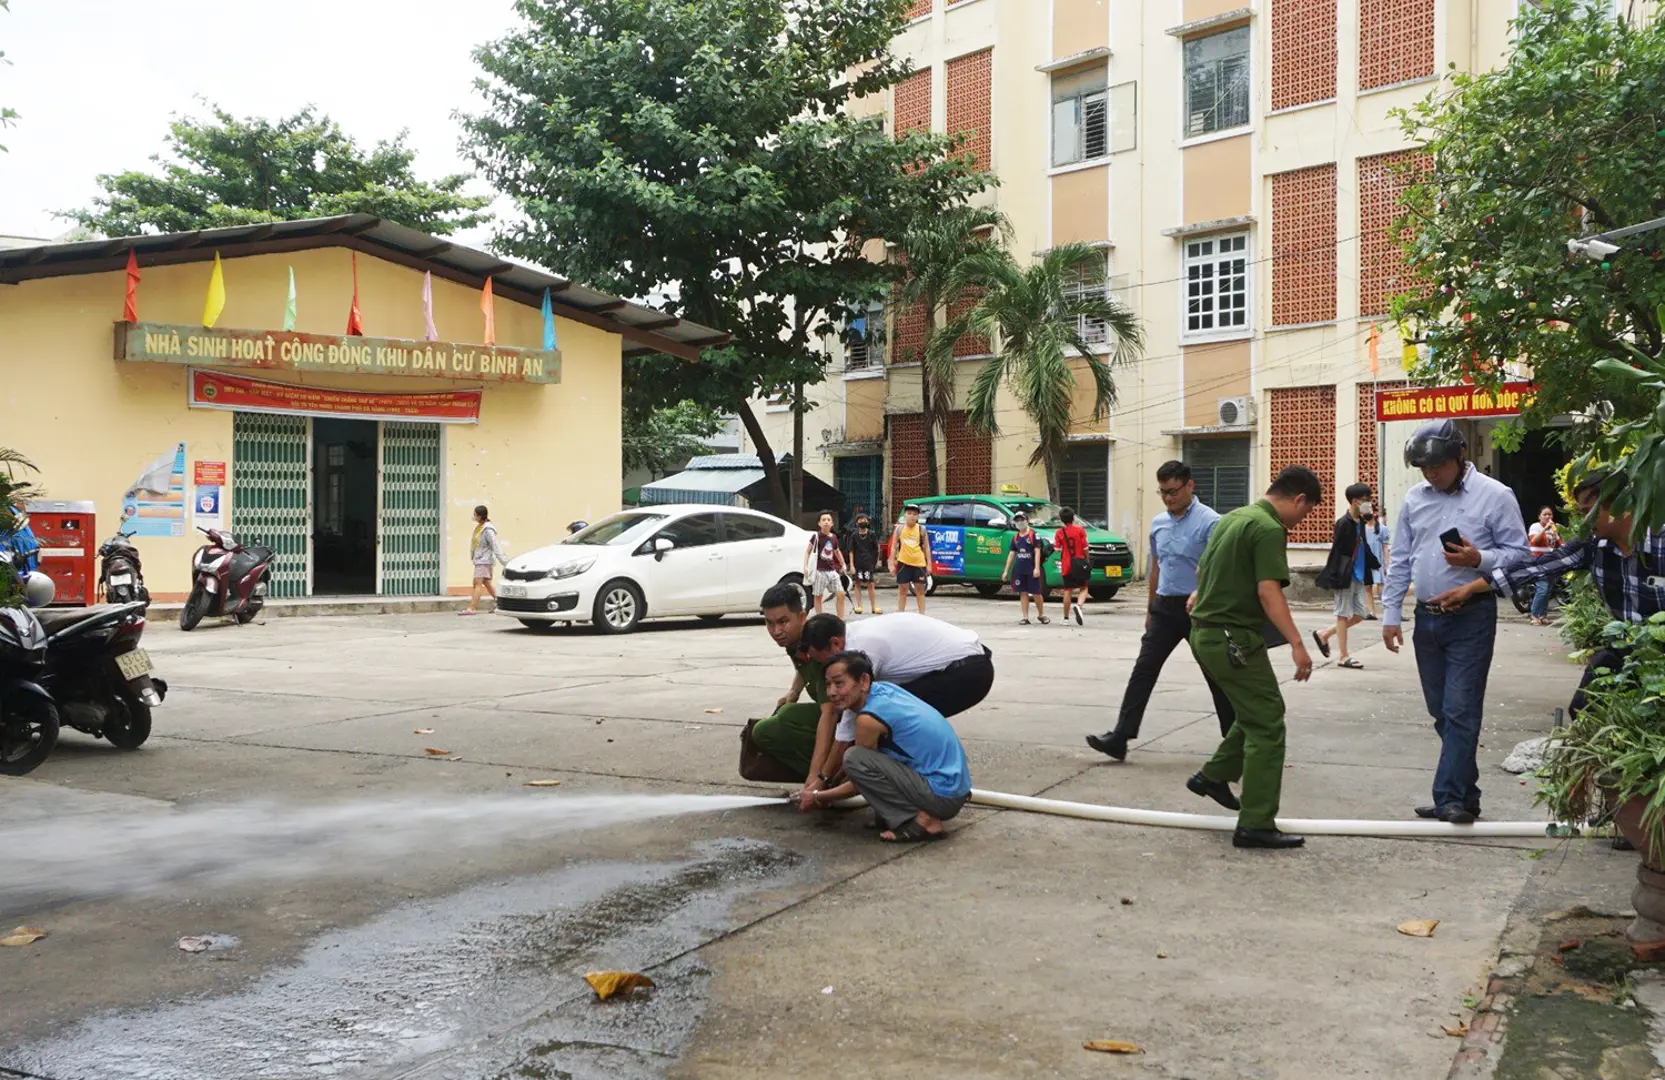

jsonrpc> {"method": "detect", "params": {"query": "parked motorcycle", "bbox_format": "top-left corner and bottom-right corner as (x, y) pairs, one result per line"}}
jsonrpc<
(0, 564), (59, 776)
(180, 527), (275, 631)
(37, 599), (165, 750)
(1512, 573), (1573, 617)
(98, 527), (149, 605)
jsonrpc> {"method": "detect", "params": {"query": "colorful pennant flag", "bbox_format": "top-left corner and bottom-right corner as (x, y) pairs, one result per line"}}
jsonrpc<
(481, 276), (496, 347)
(201, 252), (226, 329)
(1368, 323), (1380, 376)
(422, 271), (439, 341)
(346, 251), (364, 336)
(541, 287), (556, 350)
(283, 266), (297, 331)
(122, 250), (141, 323)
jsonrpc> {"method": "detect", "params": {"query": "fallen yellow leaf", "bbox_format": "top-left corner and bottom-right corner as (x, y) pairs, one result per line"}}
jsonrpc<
(1442, 1022), (1469, 1038)
(414, 728), (434, 735)
(0, 926), (46, 947)
(524, 780), (562, 787)
(1083, 1039), (1142, 1054)
(585, 971), (655, 1000)
(424, 748), (450, 756)
(1398, 919), (1440, 938)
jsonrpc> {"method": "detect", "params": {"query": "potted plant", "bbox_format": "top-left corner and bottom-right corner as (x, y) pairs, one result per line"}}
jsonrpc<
(1538, 614), (1665, 958)
(0, 449), (42, 609)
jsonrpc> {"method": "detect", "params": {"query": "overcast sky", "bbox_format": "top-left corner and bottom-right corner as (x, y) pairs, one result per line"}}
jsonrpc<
(0, 0), (520, 246)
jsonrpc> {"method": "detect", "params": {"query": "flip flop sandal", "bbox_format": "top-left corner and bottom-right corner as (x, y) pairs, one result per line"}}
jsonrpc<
(1038, 616), (1051, 624)
(880, 819), (946, 843)
(1019, 618), (1031, 625)
(1310, 630), (1331, 658)
(1338, 657), (1364, 669)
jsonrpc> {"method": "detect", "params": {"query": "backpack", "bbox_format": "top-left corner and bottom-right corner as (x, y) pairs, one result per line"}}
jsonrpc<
(1037, 535), (1056, 559)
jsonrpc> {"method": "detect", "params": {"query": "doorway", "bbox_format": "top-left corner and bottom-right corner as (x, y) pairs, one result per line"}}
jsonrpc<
(1498, 426), (1573, 528)
(312, 418), (379, 594)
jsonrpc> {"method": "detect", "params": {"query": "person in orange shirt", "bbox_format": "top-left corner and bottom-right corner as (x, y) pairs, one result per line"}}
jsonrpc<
(888, 504), (932, 614)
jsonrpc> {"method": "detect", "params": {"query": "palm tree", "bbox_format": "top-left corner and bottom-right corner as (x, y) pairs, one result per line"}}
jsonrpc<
(928, 243), (1143, 502)
(893, 206), (1010, 495)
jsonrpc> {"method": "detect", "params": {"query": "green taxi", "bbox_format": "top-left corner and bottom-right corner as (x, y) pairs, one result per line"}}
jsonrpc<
(894, 493), (1134, 601)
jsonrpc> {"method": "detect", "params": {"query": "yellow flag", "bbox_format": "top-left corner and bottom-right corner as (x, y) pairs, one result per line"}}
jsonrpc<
(202, 252), (227, 328)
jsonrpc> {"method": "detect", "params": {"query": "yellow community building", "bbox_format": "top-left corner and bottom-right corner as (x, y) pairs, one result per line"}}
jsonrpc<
(0, 216), (725, 602)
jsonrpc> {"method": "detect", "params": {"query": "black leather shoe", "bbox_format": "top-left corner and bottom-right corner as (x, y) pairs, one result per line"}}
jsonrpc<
(1613, 835), (1636, 852)
(1086, 733), (1128, 761)
(1415, 804), (1482, 820)
(1187, 771), (1241, 811)
(1233, 828), (1306, 849)
(1436, 805), (1476, 825)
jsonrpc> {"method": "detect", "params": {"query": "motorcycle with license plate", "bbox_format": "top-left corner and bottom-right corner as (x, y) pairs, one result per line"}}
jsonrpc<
(0, 553), (56, 776)
(98, 527), (150, 605)
(180, 527), (276, 631)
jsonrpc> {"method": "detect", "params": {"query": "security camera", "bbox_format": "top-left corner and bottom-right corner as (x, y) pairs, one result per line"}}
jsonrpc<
(1568, 237), (1622, 260)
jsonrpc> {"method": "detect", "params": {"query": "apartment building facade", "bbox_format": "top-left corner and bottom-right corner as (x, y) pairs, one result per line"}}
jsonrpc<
(743, 0), (1554, 560)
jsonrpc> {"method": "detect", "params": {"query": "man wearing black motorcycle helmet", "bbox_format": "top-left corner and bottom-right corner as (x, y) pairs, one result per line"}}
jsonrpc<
(1380, 419), (1529, 825)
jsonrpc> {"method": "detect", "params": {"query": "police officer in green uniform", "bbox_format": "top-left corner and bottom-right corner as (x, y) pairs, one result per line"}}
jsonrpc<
(1185, 466), (1323, 850)
(742, 582), (835, 783)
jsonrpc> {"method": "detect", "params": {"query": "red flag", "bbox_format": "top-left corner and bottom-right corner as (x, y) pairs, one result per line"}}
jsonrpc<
(481, 275), (496, 346)
(346, 251), (364, 336)
(122, 250), (141, 323)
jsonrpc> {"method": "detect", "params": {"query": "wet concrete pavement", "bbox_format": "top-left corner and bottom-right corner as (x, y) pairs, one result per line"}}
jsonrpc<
(0, 591), (1631, 1078)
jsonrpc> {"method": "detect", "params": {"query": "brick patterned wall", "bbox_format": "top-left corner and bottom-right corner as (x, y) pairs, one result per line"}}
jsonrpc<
(906, 0), (932, 18)
(889, 413), (928, 520)
(1271, 164), (1338, 326)
(1269, 385), (1336, 544)
(1358, 150), (1434, 316)
(944, 411), (993, 495)
(1359, 0), (1434, 91)
(946, 49), (993, 173)
(893, 67), (932, 139)
(1271, 0), (1337, 111)
(1356, 379), (1411, 493)
(891, 280), (928, 365)
(949, 289), (988, 357)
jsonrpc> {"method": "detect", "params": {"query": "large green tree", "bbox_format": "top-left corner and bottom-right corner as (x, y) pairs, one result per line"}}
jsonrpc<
(894, 206), (1009, 496)
(622, 400), (727, 475)
(931, 244), (1143, 502)
(463, 0), (991, 513)
(62, 105), (491, 236)
(1392, 0), (1665, 518)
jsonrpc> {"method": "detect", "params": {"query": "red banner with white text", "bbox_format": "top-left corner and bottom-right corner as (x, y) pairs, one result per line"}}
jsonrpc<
(1374, 382), (1535, 423)
(188, 368), (482, 424)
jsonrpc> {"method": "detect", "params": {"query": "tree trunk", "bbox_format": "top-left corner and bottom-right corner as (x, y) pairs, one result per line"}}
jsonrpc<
(735, 400), (789, 515)
(921, 288), (941, 496)
(791, 378), (806, 526)
(1043, 451), (1061, 506)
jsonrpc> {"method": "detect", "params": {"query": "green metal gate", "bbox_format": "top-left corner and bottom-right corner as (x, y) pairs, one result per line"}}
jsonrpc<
(231, 413), (310, 598)
(379, 422), (443, 595)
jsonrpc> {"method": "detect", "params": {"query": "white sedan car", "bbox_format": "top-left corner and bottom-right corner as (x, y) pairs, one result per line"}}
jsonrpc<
(494, 504), (815, 633)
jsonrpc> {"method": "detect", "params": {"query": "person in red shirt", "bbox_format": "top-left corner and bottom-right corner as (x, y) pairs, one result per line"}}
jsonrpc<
(1054, 506), (1092, 625)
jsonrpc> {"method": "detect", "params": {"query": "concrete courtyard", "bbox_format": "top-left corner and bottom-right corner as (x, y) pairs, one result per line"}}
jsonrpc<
(0, 589), (1637, 1079)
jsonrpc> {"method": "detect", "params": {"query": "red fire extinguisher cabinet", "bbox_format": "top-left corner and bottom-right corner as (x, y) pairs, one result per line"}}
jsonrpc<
(24, 500), (96, 607)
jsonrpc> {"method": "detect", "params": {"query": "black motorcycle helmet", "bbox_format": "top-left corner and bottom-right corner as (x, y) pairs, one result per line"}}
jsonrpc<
(1404, 419), (1467, 469)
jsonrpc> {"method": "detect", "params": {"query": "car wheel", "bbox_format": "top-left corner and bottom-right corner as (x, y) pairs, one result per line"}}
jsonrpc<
(926, 578), (939, 597)
(1088, 584), (1122, 602)
(592, 579), (644, 634)
(974, 582), (1003, 598)
(778, 572), (811, 610)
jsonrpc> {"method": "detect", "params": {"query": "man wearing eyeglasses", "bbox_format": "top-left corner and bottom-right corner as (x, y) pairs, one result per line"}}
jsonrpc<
(1087, 460), (1237, 761)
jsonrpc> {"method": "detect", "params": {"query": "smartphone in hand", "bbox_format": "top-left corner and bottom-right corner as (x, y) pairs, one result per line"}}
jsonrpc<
(1440, 527), (1463, 552)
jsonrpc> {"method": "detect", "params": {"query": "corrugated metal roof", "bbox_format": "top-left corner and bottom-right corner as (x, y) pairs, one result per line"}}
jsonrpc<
(0, 214), (728, 361)
(685, 453), (764, 471)
(640, 466), (768, 501)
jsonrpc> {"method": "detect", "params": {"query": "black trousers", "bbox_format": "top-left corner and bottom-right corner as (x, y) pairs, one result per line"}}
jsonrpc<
(1570, 646), (1629, 720)
(898, 647), (995, 719)
(1109, 596), (1236, 739)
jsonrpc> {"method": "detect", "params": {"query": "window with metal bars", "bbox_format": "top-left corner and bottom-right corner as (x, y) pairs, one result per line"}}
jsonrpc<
(1183, 233), (1250, 336)
(1064, 254), (1112, 347)
(1184, 27), (1251, 137)
(1184, 437), (1252, 513)
(1052, 67), (1109, 167)
(843, 302), (885, 375)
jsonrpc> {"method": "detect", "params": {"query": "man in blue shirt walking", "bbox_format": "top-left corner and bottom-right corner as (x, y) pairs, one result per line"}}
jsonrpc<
(824, 650), (971, 843)
(1381, 420), (1529, 824)
(1087, 460), (1236, 761)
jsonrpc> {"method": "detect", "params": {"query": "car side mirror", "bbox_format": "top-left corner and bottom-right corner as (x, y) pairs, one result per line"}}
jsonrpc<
(653, 537), (674, 560)
(986, 516), (1007, 529)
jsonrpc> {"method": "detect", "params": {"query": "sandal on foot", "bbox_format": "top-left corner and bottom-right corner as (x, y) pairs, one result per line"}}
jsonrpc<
(880, 819), (945, 843)
(1338, 657), (1364, 669)
(1038, 616), (1051, 624)
(1019, 618), (1031, 625)
(1310, 630), (1330, 658)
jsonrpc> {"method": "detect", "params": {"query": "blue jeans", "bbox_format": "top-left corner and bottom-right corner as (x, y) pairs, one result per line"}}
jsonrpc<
(1530, 576), (1554, 619)
(1412, 598), (1497, 811)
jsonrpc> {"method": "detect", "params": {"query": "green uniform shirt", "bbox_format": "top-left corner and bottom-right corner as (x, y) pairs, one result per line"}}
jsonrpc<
(794, 653), (828, 704)
(1189, 499), (1290, 632)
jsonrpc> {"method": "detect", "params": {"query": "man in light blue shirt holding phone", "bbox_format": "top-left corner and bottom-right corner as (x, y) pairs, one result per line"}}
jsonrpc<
(1381, 420), (1529, 825)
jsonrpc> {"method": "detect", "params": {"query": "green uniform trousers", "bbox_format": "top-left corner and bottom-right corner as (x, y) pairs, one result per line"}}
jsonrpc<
(741, 702), (823, 781)
(1189, 627), (1287, 830)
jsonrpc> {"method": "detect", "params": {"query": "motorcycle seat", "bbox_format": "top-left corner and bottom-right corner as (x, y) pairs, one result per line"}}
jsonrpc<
(35, 603), (145, 633)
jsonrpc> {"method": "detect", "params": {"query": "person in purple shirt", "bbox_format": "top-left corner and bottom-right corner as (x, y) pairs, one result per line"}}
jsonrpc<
(1381, 420), (1529, 824)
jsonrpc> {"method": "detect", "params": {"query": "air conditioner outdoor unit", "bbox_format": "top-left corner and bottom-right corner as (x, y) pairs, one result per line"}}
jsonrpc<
(1217, 396), (1254, 427)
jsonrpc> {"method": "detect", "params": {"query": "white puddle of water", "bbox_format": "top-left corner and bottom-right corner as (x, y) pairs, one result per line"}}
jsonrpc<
(0, 792), (781, 911)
